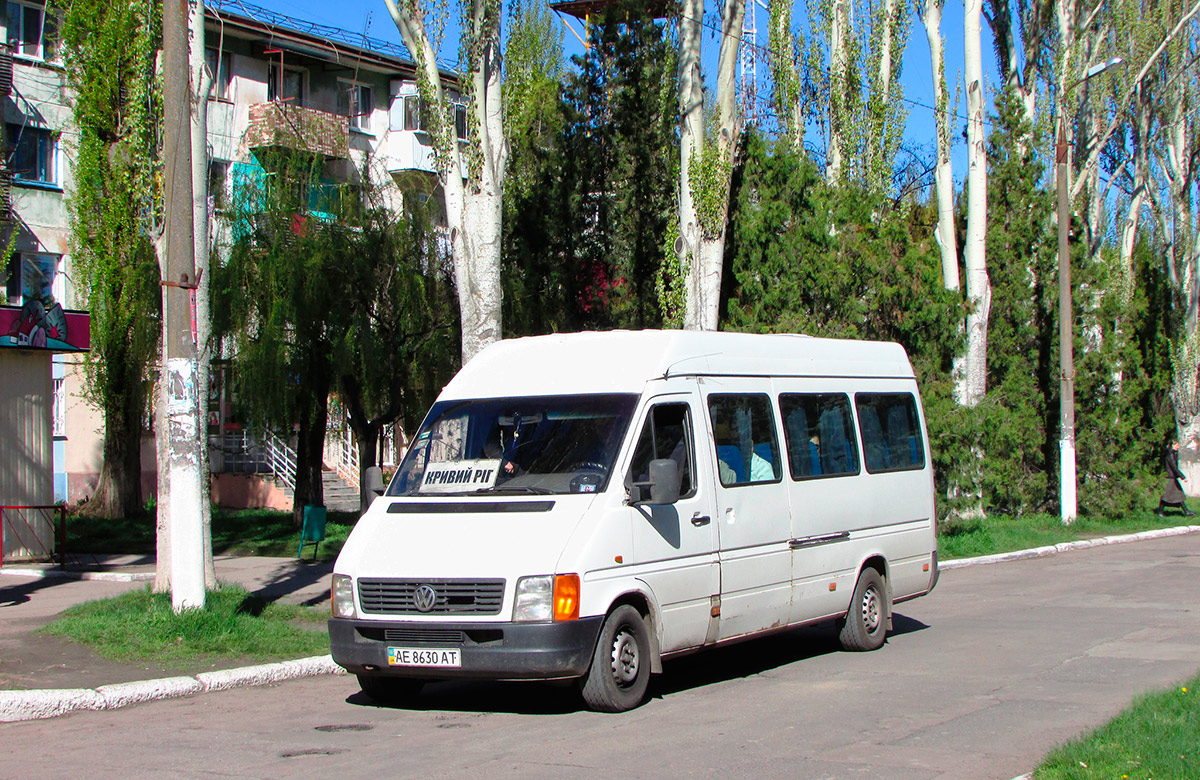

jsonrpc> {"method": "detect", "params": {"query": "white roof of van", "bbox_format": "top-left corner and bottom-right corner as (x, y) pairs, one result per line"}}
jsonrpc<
(439, 330), (916, 400)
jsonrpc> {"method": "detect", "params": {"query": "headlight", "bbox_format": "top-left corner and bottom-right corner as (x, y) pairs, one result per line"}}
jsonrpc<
(513, 575), (554, 622)
(331, 574), (356, 618)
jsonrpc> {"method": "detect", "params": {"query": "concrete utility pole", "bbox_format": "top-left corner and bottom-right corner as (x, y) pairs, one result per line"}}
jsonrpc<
(1057, 56), (1124, 526)
(162, 0), (205, 610)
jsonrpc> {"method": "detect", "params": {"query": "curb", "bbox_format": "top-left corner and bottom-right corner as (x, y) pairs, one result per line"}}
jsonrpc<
(0, 655), (345, 722)
(0, 567), (155, 583)
(938, 525), (1200, 570)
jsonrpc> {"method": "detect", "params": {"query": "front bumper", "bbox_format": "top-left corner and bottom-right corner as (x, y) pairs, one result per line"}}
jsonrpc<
(329, 616), (605, 680)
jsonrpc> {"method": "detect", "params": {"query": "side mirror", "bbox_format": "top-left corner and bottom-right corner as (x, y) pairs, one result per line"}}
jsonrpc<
(365, 466), (385, 497)
(629, 459), (682, 506)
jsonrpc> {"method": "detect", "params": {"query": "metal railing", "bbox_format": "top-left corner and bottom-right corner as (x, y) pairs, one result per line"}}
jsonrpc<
(332, 428), (360, 490)
(263, 430), (298, 493)
(1, 505), (65, 566)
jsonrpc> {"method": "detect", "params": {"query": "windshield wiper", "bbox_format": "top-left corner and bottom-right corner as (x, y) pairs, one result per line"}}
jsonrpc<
(476, 484), (554, 495)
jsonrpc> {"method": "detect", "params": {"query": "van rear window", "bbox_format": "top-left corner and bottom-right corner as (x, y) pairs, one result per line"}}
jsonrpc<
(854, 393), (925, 473)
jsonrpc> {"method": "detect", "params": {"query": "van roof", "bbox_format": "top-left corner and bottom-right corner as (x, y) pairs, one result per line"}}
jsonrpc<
(440, 330), (916, 400)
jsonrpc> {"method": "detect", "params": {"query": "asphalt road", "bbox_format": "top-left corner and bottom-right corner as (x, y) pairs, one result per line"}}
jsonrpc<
(2, 533), (1198, 780)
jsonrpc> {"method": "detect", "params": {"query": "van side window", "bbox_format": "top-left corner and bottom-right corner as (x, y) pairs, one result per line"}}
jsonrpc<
(707, 394), (781, 486)
(629, 403), (696, 497)
(779, 393), (860, 480)
(855, 393), (925, 472)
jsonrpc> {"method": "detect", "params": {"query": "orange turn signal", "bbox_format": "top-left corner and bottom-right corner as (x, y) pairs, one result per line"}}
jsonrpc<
(553, 574), (581, 621)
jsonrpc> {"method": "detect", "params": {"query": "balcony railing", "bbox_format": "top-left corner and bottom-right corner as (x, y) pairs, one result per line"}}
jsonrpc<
(244, 101), (350, 160)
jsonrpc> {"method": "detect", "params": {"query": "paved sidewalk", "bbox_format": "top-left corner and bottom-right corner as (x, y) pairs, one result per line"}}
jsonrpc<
(0, 554), (342, 721)
(2, 525), (1198, 723)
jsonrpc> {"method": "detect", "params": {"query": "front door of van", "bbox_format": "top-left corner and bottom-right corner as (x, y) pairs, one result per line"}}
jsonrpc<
(626, 391), (719, 654)
(701, 379), (793, 641)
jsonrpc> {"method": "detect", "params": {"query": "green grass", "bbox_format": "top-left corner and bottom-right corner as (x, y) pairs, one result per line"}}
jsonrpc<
(39, 583), (330, 668)
(1034, 672), (1200, 780)
(937, 504), (1196, 561)
(65, 507), (359, 562)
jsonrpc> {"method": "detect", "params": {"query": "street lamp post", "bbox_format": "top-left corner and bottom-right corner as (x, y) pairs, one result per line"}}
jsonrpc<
(1057, 56), (1124, 526)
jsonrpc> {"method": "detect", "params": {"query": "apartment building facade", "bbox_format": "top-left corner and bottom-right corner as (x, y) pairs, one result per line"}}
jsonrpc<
(1, 0), (455, 507)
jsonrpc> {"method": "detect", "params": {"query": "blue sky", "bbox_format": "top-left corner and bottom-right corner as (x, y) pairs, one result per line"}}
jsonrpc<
(254, 0), (996, 178)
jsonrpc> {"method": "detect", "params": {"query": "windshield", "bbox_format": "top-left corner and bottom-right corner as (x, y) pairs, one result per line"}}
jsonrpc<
(388, 394), (638, 496)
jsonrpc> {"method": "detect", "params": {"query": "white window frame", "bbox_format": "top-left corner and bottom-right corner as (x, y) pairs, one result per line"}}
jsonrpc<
(339, 80), (374, 132)
(7, 0), (48, 61)
(205, 47), (232, 101)
(52, 377), (65, 438)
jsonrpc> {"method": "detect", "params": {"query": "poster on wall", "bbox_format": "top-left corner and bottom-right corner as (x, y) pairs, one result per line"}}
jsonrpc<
(1, 254), (89, 352)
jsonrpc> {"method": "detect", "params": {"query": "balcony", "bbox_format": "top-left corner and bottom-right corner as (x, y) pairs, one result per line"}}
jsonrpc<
(385, 129), (437, 178)
(244, 102), (349, 160)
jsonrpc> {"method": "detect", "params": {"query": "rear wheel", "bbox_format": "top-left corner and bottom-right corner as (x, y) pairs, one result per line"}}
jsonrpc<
(837, 568), (888, 652)
(580, 605), (651, 712)
(356, 674), (424, 705)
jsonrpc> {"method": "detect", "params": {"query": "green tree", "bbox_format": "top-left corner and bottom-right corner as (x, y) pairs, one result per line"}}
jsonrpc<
(59, 0), (163, 519)
(723, 130), (963, 511)
(335, 189), (458, 511)
(503, 0), (676, 335)
(216, 152), (457, 522)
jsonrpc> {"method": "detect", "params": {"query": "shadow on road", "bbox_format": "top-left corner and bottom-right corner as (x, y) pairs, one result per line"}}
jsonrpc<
(344, 612), (930, 715)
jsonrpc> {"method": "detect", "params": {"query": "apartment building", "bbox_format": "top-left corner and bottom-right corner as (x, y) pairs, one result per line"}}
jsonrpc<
(1, 0), (456, 509)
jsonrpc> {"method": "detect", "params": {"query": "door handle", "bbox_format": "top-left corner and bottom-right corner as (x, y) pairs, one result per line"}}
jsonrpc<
(691, 514), (711, 526)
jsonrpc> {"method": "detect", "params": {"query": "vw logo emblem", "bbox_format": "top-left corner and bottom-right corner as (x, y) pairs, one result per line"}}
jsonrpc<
(413, 584), (438, 613)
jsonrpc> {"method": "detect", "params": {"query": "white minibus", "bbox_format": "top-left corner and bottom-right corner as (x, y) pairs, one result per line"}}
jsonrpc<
(329, 330), (939, 712)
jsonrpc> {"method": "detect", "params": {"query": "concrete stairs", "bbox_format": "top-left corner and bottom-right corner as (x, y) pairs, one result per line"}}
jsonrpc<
(277, 470), (361, 514)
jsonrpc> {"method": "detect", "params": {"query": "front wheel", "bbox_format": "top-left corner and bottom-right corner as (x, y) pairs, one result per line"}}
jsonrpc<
(579, 605), (651, 712)
(837, 567), (888, 652)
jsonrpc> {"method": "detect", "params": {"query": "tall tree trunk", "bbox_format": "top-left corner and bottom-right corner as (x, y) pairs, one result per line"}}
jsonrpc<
(679, 0), (744, 330)
(921, 0), (958, 291)
(292, 380), (329, 526)
(92, 373), (144, 518)
(826, 0), (849, 182)
(383, 0), (506, 365)
(767, 0), (802, 148)
(677, 0), (704, 327)
(956, 0), (990, 408)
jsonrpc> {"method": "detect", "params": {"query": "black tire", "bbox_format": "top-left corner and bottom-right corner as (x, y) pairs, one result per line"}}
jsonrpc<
(356, 674), (424, 705)
(837, 567), (888, 652)
(579, 605), (651, 712)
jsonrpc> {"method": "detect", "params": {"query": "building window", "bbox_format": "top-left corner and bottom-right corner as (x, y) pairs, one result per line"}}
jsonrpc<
(205, 48), (232, 101)
(404, 95), (430, 132)
(339, 81), (374, 132)
(453, 103), (468, 141)
(6, 1), (54, 60)
(5, 124), (57, 185)
(208, 160), (230, 212)
(267, 63), (304, 105)
(53, 377), (65, 438)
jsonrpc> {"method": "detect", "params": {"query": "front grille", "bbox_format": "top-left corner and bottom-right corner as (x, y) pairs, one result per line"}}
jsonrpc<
(383, 628), (467, 644)
(358, 579), (505, 615)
